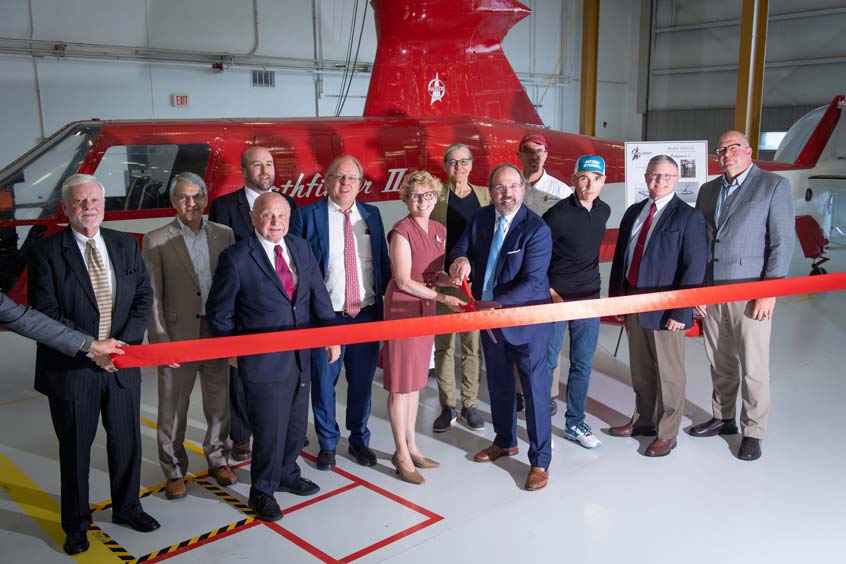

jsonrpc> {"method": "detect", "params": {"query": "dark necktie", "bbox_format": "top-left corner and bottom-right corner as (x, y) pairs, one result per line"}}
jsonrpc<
(627, 202), (656, 288)
(342, 208), (361, 318)
(274, 245), (296, 299)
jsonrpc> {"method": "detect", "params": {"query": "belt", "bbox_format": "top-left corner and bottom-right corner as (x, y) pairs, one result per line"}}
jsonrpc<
(335, 304), (375, 317)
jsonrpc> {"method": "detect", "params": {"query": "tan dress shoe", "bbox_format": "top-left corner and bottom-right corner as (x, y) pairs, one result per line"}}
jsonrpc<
(525, 467), (548, 491)
(165, 478), (187, 500)
(410, 453), (440, 469)
(210, 465), (238, 486)
(391, 453), (425, 485)
(644, 438), (676, 457)
(473, 444), (519, 463)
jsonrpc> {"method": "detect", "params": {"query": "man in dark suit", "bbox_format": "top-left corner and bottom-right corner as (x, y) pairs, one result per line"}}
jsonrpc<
(690, 130), (795, 461)
(206, 192), (340, 522)
(292, 155), (390, 471)
(208, 146), (302, 461)
(607, 155), (706, 457)
(27, 174), (158, 556)
(448, 163), (554, 491)
(1, 290), (123, 359)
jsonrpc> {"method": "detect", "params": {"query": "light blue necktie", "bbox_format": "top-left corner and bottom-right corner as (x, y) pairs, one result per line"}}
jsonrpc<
(482, 216), (506, 300)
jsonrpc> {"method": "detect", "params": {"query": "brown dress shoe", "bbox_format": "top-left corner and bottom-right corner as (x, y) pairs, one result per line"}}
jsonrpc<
(607, 421), (657, 437)
(232, 439), (251, 461)
(410, 453), (440, 469)
(391, 453), (425, 485)
(525, 467), (548, 491)
(473, 444), (519, 463)
(209, 465), (238, 486)
(165, 478), (187, 500)
(644, 438), (677, 457)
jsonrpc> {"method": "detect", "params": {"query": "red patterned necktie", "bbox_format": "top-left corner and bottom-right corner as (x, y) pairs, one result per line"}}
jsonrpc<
(342, 208), (361, 318)
(627, 202), (657, 288)
(274, 245), (296, 299)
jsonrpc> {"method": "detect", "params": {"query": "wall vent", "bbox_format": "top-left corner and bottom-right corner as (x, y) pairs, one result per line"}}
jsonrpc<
(251, 70), (276, 88)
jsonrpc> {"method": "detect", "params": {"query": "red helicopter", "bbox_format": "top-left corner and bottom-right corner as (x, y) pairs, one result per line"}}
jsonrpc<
(0, 0), (839, 307)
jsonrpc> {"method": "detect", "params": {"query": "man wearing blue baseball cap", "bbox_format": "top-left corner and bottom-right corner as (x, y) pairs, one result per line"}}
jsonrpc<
(542, 155), (610, 449)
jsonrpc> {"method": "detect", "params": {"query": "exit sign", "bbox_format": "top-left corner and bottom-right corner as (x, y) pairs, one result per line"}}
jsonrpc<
(170, 94), (189, 107)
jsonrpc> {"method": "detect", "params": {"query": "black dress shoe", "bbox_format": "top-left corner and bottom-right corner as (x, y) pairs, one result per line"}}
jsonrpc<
(550, 398), (558, 417)
(277, 477), (320, 496)
(249, 492), (283, 522)
(516, 393), (525, 413)
(689, 417), (739, 437)
(317, 449), (336, 470)
(304, 436), (310, 447)
(348, 443), (377, 467)
(63, 531), (89, 555)
(738, 437), (762, 461)
(113, 511), (161, 533)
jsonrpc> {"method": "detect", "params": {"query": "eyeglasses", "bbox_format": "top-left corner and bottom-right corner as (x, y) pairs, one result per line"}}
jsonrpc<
(409, 191), (437, 202)
(446, 158), (472, 168)
(174, 193), (206, 201)
(492, 183), (524, 193)
(519, 147), (546, 156)
(645, 173), (678, 182)
(714, 143), (745, 156)
(326, 173), (362, 184)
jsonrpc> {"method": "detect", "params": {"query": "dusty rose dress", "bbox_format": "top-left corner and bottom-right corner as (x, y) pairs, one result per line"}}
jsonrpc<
(382, 215), (446, 393)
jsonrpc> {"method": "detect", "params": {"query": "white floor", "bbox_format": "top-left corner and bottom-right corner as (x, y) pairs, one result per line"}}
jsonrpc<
(1, 244), (845, 564)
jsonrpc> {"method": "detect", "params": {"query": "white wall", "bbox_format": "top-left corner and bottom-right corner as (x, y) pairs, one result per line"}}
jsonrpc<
(0, 0), (644, 168)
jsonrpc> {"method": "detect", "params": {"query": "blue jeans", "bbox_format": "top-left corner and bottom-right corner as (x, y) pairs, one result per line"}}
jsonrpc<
(546, 317), (601, 428)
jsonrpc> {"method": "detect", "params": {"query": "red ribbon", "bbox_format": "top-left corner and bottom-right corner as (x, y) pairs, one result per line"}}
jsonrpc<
(113, 273), (846, 369)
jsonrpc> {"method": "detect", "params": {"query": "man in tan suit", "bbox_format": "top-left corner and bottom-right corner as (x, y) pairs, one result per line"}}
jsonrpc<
(143, 172), (237, 499)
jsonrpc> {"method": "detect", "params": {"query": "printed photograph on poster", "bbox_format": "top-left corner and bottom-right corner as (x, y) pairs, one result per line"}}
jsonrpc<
(623, 141), (709, 208)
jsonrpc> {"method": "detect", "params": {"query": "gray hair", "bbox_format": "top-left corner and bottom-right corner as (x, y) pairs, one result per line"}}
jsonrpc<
(169, 171), (207, 198)
(326, 155), (364, 178)
(487, 163), (527, 189)
(61, 174), (105, 204)
(443, 143), (473, 164)
(646, 154), (679, 172)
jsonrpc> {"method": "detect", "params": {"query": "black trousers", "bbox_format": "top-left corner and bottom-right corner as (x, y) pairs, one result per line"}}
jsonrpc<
(229, 365), (251, 442)
(48, 374), (142, 534)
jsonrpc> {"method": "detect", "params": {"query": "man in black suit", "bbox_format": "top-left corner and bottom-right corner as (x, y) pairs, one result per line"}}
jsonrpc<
(27, 174), (158, 555)
(208, 146), (302, 461)
(206, 192), (339, 522)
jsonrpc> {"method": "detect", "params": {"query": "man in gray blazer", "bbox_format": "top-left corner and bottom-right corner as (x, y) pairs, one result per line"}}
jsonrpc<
(690, 130), (795, 461)
(1, 291), (123, 360)
(143, 172), (237, 500)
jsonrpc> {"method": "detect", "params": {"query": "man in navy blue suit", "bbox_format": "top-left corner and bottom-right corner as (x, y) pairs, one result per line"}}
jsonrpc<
(293, 155), (390, 471)
(607, 155), (706, 457)
(448, 163), (554, 491)
(206, 192), (340, 522)
(209, 146), (302, 461)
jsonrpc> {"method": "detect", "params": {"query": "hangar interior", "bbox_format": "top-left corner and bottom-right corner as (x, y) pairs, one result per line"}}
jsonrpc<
(0, 1), (845, 563)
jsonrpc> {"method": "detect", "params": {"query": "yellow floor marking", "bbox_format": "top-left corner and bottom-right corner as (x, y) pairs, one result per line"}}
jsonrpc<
(139, 415), (205, 456)
(0, 394), (43, 408)
(0, 451), (123, 563)
(784, 294), (816, 304)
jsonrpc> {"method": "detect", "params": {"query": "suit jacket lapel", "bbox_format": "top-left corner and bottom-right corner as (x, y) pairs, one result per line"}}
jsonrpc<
(166, 220), (200, 290)
(207, 222), (225, 273)
(236, 189), (252, 237)
(650, 195), (679, 237)
(719, 166), (759, 229)
(101, 229), (123, 320)
(316, 200), (330, 272)
(248, 236), (290, 301)
(494, 206), (526, 281)
(61, 228), (98, 310)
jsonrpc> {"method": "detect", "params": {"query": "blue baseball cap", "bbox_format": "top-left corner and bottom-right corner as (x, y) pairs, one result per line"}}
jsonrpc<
(574, 155), (606, 175)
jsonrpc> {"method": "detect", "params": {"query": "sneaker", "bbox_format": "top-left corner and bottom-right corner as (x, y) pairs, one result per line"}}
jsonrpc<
(550, 398), (558, 417)
(563, 422), (602, 449)
(516, 393), (525, 412)
(433, 407), (457, 433)
(460, 405), (485, 431)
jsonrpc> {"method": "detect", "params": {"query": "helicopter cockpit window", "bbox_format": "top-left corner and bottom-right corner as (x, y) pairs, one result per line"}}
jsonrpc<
(94, 144), (211, 211)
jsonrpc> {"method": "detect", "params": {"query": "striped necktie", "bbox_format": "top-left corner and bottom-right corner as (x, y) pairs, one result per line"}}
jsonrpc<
(85, 239), (112, 339)
(342, 208), (361, 318)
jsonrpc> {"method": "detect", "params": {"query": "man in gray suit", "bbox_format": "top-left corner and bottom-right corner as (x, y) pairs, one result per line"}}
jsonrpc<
(690, 130), (795, 461)
(1, 291), (123, 360)
(143, 172), (237, 500)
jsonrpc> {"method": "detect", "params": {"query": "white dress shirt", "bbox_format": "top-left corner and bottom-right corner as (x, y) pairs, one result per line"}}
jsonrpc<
(255, 230), (298, 287)
(72, 228), (115, 298)
(325, 200), (375, 312)
(624, 192), (675, 277)
(523, 170), (573, 216)
(177, 218), (212, 315)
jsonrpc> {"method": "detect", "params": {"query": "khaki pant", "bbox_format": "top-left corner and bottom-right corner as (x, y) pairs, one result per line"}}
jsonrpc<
(434, 285), (482, 409)
(157, 318), (231, 479)
(702, 300), (771, 439)
(626, 314), (687, 439)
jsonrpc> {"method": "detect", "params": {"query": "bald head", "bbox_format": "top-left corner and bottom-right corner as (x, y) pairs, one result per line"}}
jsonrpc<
(251, 192), (290, 243)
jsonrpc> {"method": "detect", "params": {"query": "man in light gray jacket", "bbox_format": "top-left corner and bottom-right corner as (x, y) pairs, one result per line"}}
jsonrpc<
(690, 130), (795, 461)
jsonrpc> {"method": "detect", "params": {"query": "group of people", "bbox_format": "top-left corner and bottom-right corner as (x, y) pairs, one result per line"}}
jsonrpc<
(6, 128), (793, 555)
